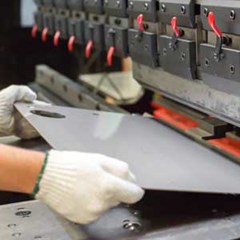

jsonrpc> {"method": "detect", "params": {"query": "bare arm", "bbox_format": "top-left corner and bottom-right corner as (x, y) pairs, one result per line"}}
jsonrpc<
(0, 144), (44, 194)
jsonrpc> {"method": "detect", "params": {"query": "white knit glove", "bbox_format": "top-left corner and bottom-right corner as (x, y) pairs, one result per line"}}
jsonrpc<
(0, 85), (39, 139)
(35, 150), (144, 224)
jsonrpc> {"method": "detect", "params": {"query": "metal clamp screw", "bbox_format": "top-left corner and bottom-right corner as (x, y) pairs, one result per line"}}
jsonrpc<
(129, 2), (134, 9)
(203, 8), (209, 16)
(144, 3), (149, 11)
(181, 6), (186, 15)
(163, 48), (167, 56)
(181, 52), (186, 61)
(205, 58), (209, 67)
(161, 4), (166, 12)
(230, 64), (235, 74)
(230, 10), (236, 20)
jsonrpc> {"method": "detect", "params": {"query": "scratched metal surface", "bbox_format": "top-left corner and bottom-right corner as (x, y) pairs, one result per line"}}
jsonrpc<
(15, 103), (240, 194)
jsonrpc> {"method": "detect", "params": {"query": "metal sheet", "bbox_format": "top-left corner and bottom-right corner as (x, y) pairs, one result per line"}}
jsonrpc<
(15, 103), (240, 194)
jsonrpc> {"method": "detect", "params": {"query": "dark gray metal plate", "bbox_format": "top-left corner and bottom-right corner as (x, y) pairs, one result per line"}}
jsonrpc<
(104, 25), (128, 57)
(128, 29), (158, 67)
(159, 35), (197, 79)
(84, 22), (105, 50)
(15, 103), (240, 194)
(200, 43), (240, 83)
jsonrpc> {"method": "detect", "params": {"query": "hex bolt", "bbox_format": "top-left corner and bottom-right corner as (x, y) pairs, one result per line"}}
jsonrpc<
(161, 4), (166, 12)
(116, 0), (120, 7)
(230, 64), (235, 74)
(230, 10), (236, 20)
(144, 2), (149, 11)
(203, 8), (209, 16)
(181, 6), (186, 15)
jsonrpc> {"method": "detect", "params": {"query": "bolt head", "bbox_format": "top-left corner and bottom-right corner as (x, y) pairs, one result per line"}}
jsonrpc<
(230, 10), (236, 20)
(203, 8), (209, 16)
(144, 2), (149, 10)
(161, 3), (166, 12)
(129, 1), (133, 9)
(181, 6), (186, 14)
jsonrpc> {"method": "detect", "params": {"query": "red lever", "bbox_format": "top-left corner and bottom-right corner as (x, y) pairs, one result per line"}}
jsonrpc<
(68, 36), (75, 52)
(31, 24), (38, 38)
(137, 14), (144, 31)
(208, 12), (222, 38)
(171, 17), (180, 37)
(41, 27), (49, 43)
(107, 46), (115, 66)
(85, 40), (93, 58)
(53, 31), (61, 47)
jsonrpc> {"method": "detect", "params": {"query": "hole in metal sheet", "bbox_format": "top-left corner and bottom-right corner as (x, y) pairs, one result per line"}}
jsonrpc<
(7, 224), (17, 228)
(30, 110), (66, 119)
(75, 12), (81, 18)
(123, 221), (142, 232)
(114, 18), (122, 25)
(12, 232), (21, 237)
(93, 15), (99, 21)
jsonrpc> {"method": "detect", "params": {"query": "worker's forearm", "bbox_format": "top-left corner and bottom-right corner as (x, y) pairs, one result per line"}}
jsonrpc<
(0, 145), (44, 194)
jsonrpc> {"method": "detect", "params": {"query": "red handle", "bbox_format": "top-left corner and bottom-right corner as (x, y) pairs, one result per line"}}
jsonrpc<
(171, 17), (180, 37)
(208, 12), (222, 38)
(107, 46), (115, 66)
(85, 40), (93, 58)
(137, 14), (144, 31)
(41, 27), (49, 43)
(31, 24), (38, 38)
(53, 31), (61, 47)
(68, 36), (75, 52)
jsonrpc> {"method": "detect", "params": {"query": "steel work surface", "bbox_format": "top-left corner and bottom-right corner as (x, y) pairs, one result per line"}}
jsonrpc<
(15, 103), (240, 194)
(3, 194), (240, 240)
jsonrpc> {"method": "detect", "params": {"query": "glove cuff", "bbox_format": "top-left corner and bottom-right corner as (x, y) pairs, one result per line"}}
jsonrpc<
(32, 152), (49, 197)
(34, 150), (78, 210)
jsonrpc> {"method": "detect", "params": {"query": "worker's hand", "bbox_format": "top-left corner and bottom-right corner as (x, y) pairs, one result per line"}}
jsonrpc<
(0, 85), (39, 139)
(35, 150), (145, 224)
